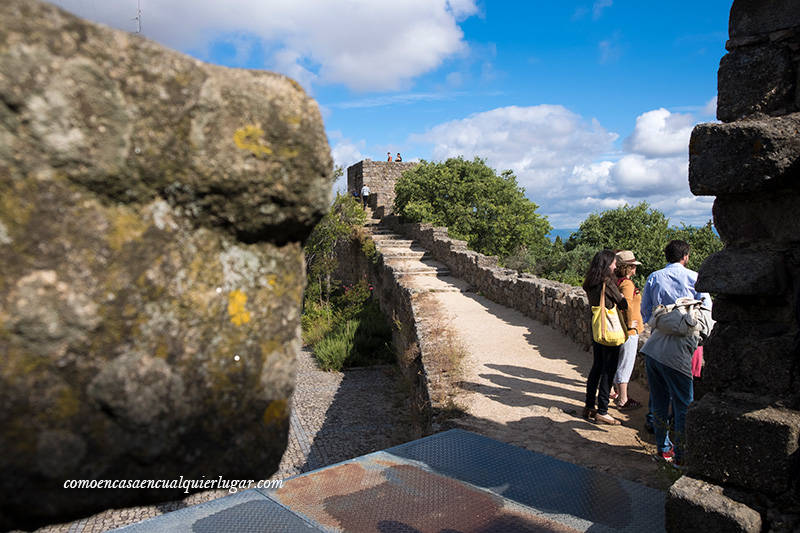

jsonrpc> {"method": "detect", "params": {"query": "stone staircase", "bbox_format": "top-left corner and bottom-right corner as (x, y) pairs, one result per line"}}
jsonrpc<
(364, 212), (464, 292)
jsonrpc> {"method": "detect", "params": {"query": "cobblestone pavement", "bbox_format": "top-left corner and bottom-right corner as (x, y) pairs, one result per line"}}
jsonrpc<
(22, 349), (412, 533)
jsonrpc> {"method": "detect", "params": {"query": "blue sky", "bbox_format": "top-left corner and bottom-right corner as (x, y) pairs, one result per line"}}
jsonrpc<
(54, 0), (732, 229)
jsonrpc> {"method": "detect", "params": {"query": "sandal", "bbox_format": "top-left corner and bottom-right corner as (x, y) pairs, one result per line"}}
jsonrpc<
(618, 398), (642, 411)
(594, 414), (621, 425)
(582, 407), (596, 419)
(608, 390), (619, 401)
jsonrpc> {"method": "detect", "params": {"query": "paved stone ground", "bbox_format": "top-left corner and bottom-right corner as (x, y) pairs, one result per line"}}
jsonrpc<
(22, 349), (412, 533)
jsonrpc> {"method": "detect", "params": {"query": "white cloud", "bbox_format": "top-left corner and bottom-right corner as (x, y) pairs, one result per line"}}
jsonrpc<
(329, 132), (365, 194)
(702, 96), (717, 117)
(608, 154), (688, 195)
(64, 0), (479, 93)
(593, 0), (613, 20)
(409, 105), (618, 200)
(623, 108), (694, 157)
(407, 105), (713, 228)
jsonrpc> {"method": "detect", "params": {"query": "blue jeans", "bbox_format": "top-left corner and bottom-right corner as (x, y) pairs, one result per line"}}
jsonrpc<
(645, 355), (693, 460)
(586, 342), (620, 416)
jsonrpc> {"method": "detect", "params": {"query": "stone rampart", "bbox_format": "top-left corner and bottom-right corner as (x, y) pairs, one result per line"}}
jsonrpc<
(667, 1), (800, 531)
(333, 234), (434, 436)
(395, 223), (594, 349)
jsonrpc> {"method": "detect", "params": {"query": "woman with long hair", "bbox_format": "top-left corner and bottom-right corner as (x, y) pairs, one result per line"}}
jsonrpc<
(582, 249), (628, 425)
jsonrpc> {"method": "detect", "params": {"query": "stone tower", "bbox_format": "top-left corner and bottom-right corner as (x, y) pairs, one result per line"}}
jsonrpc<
(668, 1), (800, 531)
(347, 159), (417, 217)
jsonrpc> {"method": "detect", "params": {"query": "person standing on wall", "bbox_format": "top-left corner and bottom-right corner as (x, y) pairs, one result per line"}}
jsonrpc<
(360, 183), (371, 210)
(612, 250), (643, 411)
(387, 152), (393, 162)
(640, 240), (713, 465)
(582, 249), (628, 426)
(396, 153), (402, 162)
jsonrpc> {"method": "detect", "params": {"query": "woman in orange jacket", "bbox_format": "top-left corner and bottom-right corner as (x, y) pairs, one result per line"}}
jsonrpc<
(611, 250), (643, 410)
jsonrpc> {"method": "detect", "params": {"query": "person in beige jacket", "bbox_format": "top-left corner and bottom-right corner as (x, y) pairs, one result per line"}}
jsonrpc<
(611, 250), (643, 410)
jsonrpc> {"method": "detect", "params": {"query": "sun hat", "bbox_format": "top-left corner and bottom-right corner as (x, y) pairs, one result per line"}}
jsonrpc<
(615, 250), (641, 265)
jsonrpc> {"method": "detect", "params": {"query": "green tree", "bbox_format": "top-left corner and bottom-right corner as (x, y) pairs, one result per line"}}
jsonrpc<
(305, 193), (366, 313)
(566, 202), (671, 283)
(667, 220), (724, 272)
(393, 157), (551, 258)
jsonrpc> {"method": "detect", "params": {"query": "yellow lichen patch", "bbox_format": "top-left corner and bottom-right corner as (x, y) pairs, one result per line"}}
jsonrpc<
(108, 209), (147, 252)
(155, 338), (169, 359)
(277, 146), (300, 158)
(262, 398), (287, 426)
(266, 274), (277, 287)
(227, 289), (251, 326)
(233, 125), (273, 158)
(51, 386), (81, 419)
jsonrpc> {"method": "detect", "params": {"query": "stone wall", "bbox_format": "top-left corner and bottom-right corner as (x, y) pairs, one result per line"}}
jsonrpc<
(667, 1), (800, 531)
(333, 235), (434, 437)
(347, 160), (418, 217)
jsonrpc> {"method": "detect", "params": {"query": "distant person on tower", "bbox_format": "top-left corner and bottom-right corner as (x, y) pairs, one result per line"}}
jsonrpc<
(387, 152), (393, 162)
(396, 153), (402, 162)
(640, 239), (713, 466)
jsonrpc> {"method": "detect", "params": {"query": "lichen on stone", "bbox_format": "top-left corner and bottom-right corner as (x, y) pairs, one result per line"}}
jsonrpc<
(227, 289), (251, 326)
(233, 125), (272, 158)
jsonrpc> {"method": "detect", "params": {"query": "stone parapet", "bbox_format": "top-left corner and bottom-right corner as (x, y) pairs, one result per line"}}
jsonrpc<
(682, 0), (800, 530)
(397, 222), (593, 349)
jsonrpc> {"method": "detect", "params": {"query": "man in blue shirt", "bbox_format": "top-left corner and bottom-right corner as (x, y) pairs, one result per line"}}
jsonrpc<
(640, 240), (712, 466)
(641, 241), (711, 324)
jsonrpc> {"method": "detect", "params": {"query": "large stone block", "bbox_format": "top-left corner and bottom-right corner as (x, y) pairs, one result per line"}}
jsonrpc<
(729, 0), (800, 40)
(713, 191), (800, 245)
(687, 393), (800, 496)
(666, 476), (762, 533)
(696, 248), (787, 295)
(710, 295), (794, 325)
(717, 43), (796, 122)
(0, 0), (331, 530)
(689, 115), (800, 196)
(702, 323), (796, 398)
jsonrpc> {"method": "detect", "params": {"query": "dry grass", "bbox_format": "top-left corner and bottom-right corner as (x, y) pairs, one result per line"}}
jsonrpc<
(411, 291), (469, 407)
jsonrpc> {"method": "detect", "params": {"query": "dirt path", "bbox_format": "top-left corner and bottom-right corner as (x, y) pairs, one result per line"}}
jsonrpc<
(432, 286), (662, 488)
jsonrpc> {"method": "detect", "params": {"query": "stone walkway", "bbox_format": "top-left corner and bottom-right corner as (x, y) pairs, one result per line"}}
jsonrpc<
(371, 222), (668, 490)
(23, 350), (412, 533)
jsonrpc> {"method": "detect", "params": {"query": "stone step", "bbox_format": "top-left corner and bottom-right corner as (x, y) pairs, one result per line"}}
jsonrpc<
(372, 238), (415, 247)
(392, 267), (451, 277)
(380, 250), (429, 259)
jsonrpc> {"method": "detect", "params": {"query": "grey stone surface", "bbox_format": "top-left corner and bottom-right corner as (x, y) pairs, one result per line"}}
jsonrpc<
(19, 350), (412, 533)
(695, 248), (787, 295)
(689, 114), (800, 196)
(702, 322), (796, 400)
(712, 191), (800, 245)
(0, 0), (331, 529)
(729, 0), (800, 40)
(717, 42), (797, 121)
(666, 476), (762, 533)
(687, 393), (800, 496)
